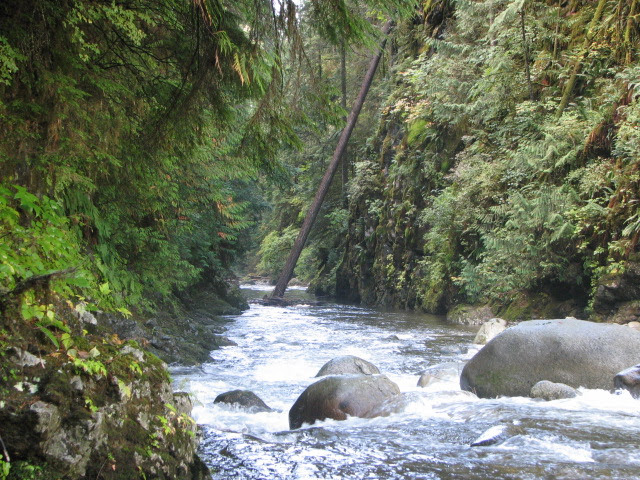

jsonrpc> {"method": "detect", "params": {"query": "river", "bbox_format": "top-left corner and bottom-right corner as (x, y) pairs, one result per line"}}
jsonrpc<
(171, 285), (640, 479)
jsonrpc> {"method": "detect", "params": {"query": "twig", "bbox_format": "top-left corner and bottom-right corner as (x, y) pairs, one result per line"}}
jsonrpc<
(0, 432), (10, 463)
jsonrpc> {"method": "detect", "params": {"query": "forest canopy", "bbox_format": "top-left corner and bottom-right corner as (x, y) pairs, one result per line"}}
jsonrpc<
(0, 0), (414, 311)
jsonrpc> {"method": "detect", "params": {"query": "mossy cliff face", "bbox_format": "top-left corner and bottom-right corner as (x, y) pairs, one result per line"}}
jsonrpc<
(335, 5), (459, 313)
(335, 0), (640, 321)
(0, 294), (210, 480)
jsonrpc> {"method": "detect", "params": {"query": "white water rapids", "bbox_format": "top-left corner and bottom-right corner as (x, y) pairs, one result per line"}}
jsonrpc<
(171, 286), (640, 479)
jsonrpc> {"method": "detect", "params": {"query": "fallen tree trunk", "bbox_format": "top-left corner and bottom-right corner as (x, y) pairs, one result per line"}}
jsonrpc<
(271, 21), (393, 299)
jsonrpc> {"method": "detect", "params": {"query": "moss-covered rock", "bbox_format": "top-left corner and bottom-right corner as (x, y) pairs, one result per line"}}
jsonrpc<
(0, 294), (211, 480)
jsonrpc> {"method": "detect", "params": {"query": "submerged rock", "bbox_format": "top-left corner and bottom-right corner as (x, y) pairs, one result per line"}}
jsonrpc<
(470, 423), (523, 447)
(473, 318), (507, 345)
(288, 374), (400, 429)
(315, 355), (380, 377)
(530, 380), (578, 401)
(214, 390), (273, 412)
(460, 318), (640, 398)
(614, 364), (640, 398)
(417, 362), (462, 387)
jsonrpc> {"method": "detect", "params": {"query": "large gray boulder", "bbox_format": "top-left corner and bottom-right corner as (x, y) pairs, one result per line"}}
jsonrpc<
(289, 374), (400, 429)
(460, 318), (640, 398)
(315, 355), (380, 377)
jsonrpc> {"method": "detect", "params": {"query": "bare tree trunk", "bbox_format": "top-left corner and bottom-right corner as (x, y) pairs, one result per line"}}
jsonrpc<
(271, 21), (393, 299)
(340, 39), (349, 207)
(625, 0), (638, 64)
(520, 4), (534, 101)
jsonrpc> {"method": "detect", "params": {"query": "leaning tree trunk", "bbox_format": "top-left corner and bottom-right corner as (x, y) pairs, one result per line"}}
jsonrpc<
(271, 21), (393, 299)
(340, 38), (349, 207)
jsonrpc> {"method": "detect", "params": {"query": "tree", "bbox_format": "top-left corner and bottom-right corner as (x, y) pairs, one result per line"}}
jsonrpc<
(271, 21), (393, 298)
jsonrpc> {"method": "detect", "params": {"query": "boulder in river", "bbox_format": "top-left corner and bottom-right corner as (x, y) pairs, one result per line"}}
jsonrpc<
(530, 380), (578, 401)
(460, 318), (640, 398)
(315, 355), (380, 377)
(214, 390), (273, 412)
(473, 318), (507, 345)
(614, 364), (640, 398)
(288, 374), (400, 429)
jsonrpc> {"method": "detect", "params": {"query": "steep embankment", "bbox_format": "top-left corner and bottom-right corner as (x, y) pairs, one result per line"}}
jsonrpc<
(335, 0), (640, 323)
(0, 286), (213, 479)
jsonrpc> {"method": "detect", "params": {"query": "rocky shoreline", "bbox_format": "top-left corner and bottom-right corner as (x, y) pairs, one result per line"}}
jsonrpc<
(0, 280), (247, 479)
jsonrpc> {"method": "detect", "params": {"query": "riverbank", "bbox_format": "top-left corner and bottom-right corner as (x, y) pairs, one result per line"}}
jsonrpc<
(174, 285), (640, 479)
(0, 278), (248, 479)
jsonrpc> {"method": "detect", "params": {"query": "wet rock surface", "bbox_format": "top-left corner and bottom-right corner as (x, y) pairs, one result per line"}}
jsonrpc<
(614, 364), (640, 398)
(530, 380), (579, 400)
(214, 390), (273, 412)
(315, 355), (380, 377)
(95, 283), (247, 365)
(288, 374), (401, 429)
(473, 318), (507, 345)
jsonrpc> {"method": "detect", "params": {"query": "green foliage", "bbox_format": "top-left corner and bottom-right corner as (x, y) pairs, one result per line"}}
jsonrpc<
(329, 0), (640, 312)
(256, 226), (299, 281)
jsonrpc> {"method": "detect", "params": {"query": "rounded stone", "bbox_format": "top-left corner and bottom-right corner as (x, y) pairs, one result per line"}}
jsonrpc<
(460, 318), (640, 398)
(214, 390), (272, 412)
(530, 380), (578, 401)
(473, 318), (508, 345)
(315, 355), (380, 377)
(289, 374), (400, 429)
(614, 364), (640, 398)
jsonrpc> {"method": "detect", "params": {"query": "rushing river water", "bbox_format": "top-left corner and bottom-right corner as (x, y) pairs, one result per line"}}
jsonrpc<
(171, 286), (640, 479)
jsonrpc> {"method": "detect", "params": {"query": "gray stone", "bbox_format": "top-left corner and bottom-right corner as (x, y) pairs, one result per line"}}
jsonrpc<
(289, 374), (400, 429)
(628, 321), (640, 332)
(173, 391), (193, 415)
(473, 318), (508, 345)
(30, 401), (61, 434)
(214, 390), (272, 412)
(614, 364), (640, 398)
(10, 348), (44, 367)
(446, 304), (495, 326)
(460, 318), (640, 398)
(69, 376), (84, 392)
(213, 335), (237, 347)
(315, 355), (380, 377)
(592, 262), (640, 322)
(417, 373), (438, 387)
(417, 362), (462, 387)
(121, 344), (145, 362)
(530, 380), (578, 400)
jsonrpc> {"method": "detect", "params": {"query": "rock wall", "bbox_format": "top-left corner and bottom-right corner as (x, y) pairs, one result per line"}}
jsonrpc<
(335, 8), (458, 313)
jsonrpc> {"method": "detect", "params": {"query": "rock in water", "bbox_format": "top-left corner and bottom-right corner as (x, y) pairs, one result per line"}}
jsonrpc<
(315, 355), (380, 377)
(473, 318), (507, 345)
(214, 390), (273, 412)
(530, 380), (578, 400)
(470, 423), (522, 447)
(460, 318), (640, 398)
(288, 374), (400, 429)
(614, 364), (640, 398)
